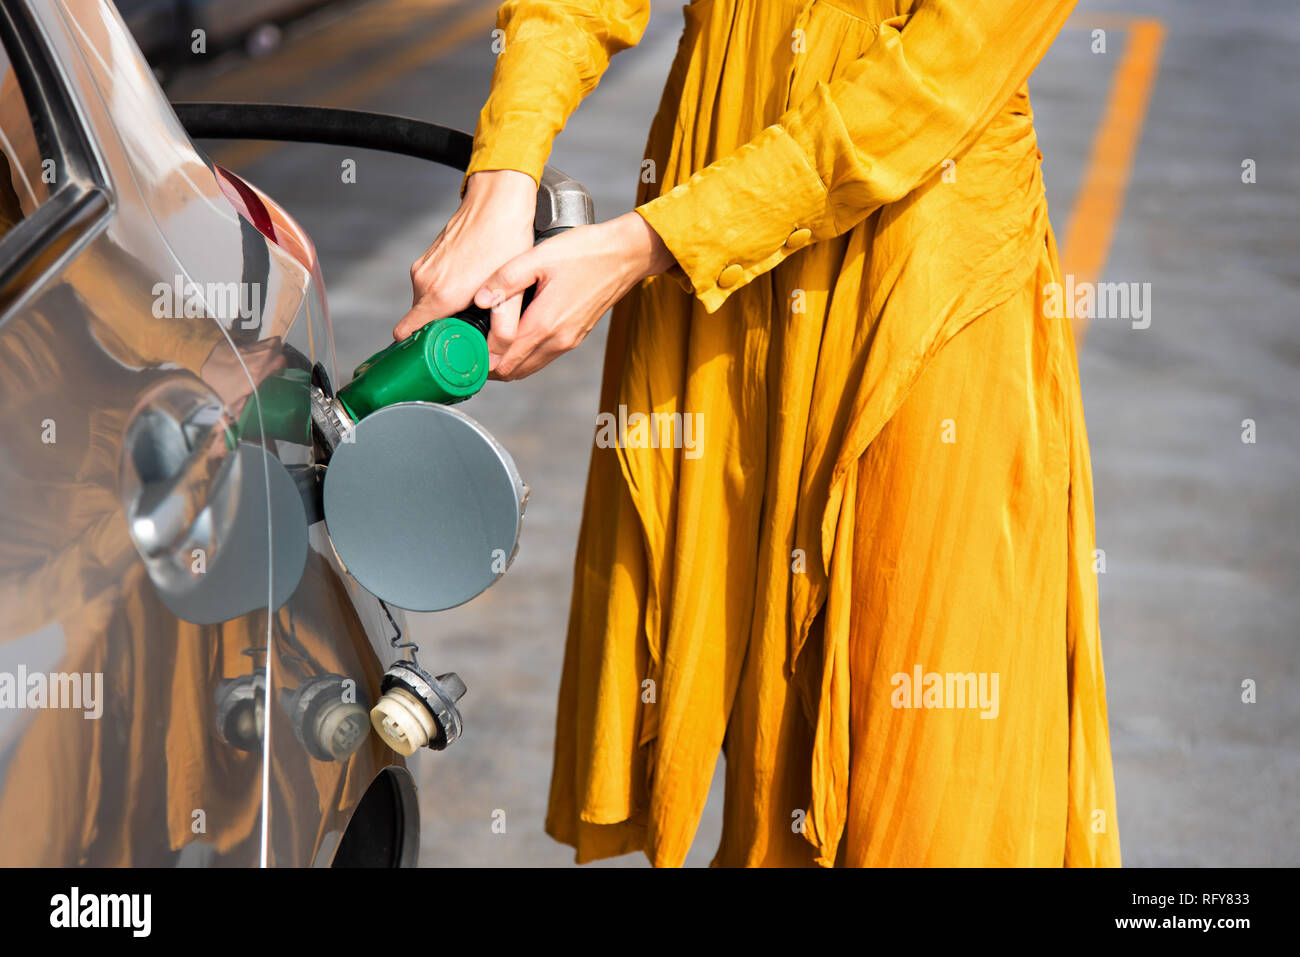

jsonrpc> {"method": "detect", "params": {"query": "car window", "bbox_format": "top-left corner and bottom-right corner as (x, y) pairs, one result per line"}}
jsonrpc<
(0, 39), (50, 242)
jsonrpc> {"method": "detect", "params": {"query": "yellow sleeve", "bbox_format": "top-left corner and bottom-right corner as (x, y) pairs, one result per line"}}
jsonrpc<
(638, 0), (1078, 313)
(465, 0), (652, 188)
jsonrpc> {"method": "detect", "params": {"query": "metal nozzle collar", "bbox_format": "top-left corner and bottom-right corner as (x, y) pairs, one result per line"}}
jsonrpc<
(310, 385), (355, 453)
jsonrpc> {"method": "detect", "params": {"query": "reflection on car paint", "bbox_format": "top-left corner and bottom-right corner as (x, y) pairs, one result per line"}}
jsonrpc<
(0, 0), (404, 866)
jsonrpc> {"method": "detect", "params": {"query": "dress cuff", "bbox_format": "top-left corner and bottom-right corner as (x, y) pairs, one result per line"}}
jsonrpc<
(634, 124), (835, 313)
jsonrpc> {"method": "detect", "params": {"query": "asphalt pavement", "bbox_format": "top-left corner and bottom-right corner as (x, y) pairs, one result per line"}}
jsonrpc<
(169, 0), (1299, 866)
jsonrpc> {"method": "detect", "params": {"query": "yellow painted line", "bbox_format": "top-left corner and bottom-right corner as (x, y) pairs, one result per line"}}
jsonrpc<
(212, 1), (499, 170)
(1062, 12), (1139, 32)
(191, 0), (459, 103)
(1060, 18), (1165, 344)
(334, 2), (499, 106)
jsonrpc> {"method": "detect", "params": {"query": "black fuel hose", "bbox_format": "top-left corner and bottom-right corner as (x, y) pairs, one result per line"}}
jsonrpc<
(174, 102), (579, 338)
(172, 102), (474, 170)
(172, 101), (594, 238)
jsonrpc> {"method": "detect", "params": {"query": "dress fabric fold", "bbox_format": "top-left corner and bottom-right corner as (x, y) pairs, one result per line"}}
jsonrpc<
(468, 0), (1121, 866)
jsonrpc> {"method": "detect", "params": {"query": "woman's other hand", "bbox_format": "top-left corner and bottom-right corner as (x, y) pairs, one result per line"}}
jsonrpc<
(394, 170), (536, 365)
(473, 212), (675, 381)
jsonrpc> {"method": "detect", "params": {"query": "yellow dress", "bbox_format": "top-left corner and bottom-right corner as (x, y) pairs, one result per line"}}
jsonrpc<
(467, 0), (1121, 867)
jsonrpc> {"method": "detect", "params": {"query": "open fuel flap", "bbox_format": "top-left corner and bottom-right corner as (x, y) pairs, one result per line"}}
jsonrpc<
(179, 102), (594, 755)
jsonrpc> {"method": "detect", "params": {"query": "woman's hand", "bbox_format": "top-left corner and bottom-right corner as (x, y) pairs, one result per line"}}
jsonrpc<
(394, 170), (536, 361)
(473, 211), (675, 381)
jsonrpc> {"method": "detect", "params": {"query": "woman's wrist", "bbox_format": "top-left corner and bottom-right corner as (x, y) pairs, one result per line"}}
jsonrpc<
(465, 169), (535, 202)
(614, 211), (676, 282)
(461, 177), (675, 285)
(464, 169), (537, 210)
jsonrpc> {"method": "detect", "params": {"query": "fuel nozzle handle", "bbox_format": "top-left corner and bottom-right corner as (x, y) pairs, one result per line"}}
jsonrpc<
(453, 284), (536, 339)
(320, 202), (569, 439)
(330, 284), (537, 426)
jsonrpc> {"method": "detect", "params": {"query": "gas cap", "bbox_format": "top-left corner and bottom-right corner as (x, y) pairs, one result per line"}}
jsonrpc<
(321, 401), (527, 611)
(371, 661), (466, 755)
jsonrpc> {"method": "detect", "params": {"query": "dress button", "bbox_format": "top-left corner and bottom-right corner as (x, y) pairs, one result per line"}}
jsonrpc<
(718, 264), (744, 288)
(785, 228), (812, 250)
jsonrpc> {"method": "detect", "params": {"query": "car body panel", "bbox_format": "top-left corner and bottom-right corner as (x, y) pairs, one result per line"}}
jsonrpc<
(0, 0), (409, 866)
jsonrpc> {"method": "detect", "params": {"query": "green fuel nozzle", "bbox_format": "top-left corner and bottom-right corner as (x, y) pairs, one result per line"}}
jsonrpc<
(339, 313), (490, 419)
(310, 303), (501, 454)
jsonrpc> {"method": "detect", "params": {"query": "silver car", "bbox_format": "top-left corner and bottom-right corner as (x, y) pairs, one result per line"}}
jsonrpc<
(0, 0), (417, 866)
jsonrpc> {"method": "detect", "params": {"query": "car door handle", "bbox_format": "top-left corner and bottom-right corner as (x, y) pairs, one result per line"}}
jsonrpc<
(122, 373), (311, 624)
(121, 376), (241, 576)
